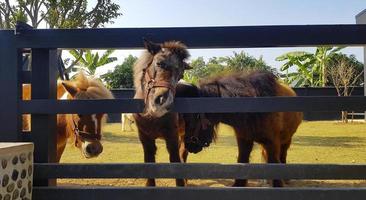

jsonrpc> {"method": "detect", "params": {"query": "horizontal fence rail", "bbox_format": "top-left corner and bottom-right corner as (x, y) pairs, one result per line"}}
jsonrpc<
(32, 187), (366, 200)
(20, 96), (366, 114)
(34, 163), (366, 180)
(3, 24), (366, 48)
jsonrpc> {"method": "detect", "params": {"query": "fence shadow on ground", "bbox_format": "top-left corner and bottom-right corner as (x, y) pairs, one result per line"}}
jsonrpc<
(292, 136), (366, 148)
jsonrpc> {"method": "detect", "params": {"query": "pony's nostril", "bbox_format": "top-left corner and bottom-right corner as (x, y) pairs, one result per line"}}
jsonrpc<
(154, 92), (168, 106)
(86, 145), (94, 155)
(86, 144), (101, 155)
(191, 136), (199, 143)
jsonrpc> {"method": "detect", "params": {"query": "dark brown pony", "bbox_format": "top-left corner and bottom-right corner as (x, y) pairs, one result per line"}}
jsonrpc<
(182, 70), (303, 187)
(133, 40), (191, 186)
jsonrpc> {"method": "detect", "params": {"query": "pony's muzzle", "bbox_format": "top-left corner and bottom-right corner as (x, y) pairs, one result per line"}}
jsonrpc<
(185, 136), (204, 154)
(154, 91), (169, 106)
(190, 136), (199, 144)
(84, 142), (103, 157)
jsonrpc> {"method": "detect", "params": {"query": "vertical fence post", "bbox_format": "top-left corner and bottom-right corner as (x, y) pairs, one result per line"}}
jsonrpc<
(31, 48), (58, 186)
(0, 31), (21, 141)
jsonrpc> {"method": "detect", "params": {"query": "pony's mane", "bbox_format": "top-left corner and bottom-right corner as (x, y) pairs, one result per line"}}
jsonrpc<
(63, 72), (113, 141)
(72, 72), (114, 100)
(133, 41), (189, 92)
(198, 70), (278, 98)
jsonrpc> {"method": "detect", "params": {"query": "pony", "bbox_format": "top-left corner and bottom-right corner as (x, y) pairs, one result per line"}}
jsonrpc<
(182, 70), (303, 187)
(133, 39), (191, 186)
(121, 113), (135, 132)
(22, 72), (114, 162)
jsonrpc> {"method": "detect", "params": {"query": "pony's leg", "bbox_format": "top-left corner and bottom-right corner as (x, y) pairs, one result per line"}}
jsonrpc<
(233, 137), (254, 187)
(179, 139), (188, 163)
(56, 143), (66, 163)
(263, 141), (283, 187)
(121, 114), (126, 131)
(138, 132), (157, 186)
(179, 140), (189, 185)
(280, 141), (291, 164)
(280, 141), (292, 184)
(165, 134), (186, 187)
(128, 120), (133, 131)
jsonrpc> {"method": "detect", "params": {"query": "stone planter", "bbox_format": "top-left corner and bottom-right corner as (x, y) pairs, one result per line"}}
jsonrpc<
(1, 143), (33, 200)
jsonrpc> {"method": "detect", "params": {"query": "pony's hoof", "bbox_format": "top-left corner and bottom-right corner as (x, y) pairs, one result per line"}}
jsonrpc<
(146, 179), (156, 187)
(272, 180), (284, 187)
(232, 179), (247, 187)
(176, 179), (186, 187)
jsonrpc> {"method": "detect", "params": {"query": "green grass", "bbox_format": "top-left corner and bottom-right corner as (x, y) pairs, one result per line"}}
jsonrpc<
(58, 121), (366, 187)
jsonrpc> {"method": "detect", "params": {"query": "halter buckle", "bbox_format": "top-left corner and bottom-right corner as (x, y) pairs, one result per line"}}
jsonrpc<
(147, 79), (156, 90)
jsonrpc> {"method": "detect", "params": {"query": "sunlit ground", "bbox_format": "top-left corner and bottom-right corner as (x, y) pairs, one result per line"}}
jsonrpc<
(58, 121), (366, 187)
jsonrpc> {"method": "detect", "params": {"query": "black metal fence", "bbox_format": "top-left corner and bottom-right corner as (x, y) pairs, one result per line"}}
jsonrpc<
(1, 25), (366, 200)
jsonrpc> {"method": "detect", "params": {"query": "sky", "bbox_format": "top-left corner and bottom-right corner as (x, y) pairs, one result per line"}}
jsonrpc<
(88, 0), (366, 75)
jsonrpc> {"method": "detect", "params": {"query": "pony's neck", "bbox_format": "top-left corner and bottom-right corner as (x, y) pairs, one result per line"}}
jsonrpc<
(133, 52), (153, 99)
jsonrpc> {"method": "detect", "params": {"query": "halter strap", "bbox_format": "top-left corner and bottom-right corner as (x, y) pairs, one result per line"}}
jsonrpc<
(142, 62), (176, 103)
(72, 117), (101, 144)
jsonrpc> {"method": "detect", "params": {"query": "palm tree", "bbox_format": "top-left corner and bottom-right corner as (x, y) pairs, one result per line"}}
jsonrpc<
(276, 47), (344, 87)
(68, 49), (117, 76)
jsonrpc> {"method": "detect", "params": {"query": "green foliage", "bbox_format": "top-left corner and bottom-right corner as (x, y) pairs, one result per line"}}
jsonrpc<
(45, 0), (121, 28)
(0, 0), (122, 29)
(69, 49), (117, 76)
(184, 51), (276, 84)
(223, 52), (275, 72)
(276, 47), (344, 87)
(101, 55), (137, 89)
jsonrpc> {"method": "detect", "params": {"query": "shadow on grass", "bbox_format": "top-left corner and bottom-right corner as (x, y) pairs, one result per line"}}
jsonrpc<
(103, 131), (141, 144)
(59, 179), (366, 188)
(293, 136), (366, 148)
(287, 180), (366, 187)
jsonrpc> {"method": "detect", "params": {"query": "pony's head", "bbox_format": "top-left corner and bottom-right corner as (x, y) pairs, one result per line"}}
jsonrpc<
(61, 72), (114, 158)
(183, 113), (216, 153)
(134, 39), (190, 118)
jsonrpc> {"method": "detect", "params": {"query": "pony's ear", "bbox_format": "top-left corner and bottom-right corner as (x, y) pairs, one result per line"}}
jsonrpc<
(143, 38), (161, 55)
(183, 62), (192, 70)
(62, 81), (79, 97)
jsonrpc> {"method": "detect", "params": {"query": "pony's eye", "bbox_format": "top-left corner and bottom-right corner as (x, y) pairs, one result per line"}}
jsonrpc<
(157, 61), (168, 69)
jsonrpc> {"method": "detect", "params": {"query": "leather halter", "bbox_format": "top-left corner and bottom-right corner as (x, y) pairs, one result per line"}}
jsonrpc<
(72, 117), (101, 146)
(142, 61), (176, 103)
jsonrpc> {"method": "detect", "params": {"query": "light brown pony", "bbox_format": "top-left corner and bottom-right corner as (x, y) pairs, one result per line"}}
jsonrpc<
(182, 70), (303, 187)
(22, 72), (114, 162)
(133, 39), (191, 186)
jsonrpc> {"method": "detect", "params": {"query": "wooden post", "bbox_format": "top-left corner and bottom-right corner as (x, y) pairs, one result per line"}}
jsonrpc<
(0, 31), (21, 141)
(31, 49), (58, 186)
(356, 10), (366, 121)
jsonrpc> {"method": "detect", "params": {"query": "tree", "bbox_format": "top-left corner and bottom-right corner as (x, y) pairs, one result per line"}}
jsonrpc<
(101, 55), (137, 89)
(68, 49), (117, 76)
(0, 0), (121, 29)
(184, 52), (276, 84)
(276, 47), (344, 87)
(327, 53), (364, 86)
(183, 57), (227, 84)
(222, 51), (276, 73)
(327, 54), (364, 123)
(1, 0), (122, 79)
